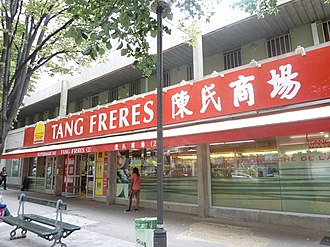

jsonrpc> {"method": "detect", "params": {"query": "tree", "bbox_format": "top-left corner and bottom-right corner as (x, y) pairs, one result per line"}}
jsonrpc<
(0, 0), (214, 156)
(0, 0), (329, 156)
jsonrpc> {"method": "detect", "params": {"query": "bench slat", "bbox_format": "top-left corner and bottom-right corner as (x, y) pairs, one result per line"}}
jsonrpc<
(2, 216), (58, 237)
(17, 196), (67, 210)
(24, 214), (81, 231)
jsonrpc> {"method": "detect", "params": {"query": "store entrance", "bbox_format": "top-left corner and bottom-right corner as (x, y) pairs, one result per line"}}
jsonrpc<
(86, 153), (95, 198)
(63, 155), (81, 197)
(45, 157), (56, 194)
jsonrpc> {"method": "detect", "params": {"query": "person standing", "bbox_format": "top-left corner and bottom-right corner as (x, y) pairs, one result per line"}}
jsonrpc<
(124, 167), (141, 213)
(0, 167), (8, 190)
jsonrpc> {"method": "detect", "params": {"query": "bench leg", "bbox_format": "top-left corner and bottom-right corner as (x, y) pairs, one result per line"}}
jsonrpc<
(51, 238), (67, 247)
(9, 227), (27, 240)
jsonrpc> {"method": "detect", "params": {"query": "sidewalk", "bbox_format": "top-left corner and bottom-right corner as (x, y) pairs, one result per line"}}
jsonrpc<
(0, 188), (328, 247)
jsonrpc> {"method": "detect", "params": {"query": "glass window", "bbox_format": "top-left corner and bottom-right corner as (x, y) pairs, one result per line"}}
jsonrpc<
(163, 71), (170, 87)
(224, 48), (242, 70)
(6, 158), (22, 177)
(91, 95), (99, 108)
(75, 100), (83, 112)
(322, 20), (330, 42)
(116, 146), (198, 204)
(277, 132), (330, 215)
(28, 157), (37, 177)
(267, 33), (291, 57)
(109, 87), (118, 102)
(129, 81), (141, 96)
(210, 138), (282, 211)
(211, 133), (330, 215)
(186, 64), (193, 81)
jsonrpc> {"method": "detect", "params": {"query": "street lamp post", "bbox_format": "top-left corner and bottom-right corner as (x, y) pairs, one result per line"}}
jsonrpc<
(154, 1), (170, 246)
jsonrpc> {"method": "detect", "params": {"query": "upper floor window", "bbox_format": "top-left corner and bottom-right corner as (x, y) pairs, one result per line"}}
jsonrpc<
(322, 20), (330, 42)
(267, 33), (292, 58)
(223, 48), (242, 70)
(91, 94), (99, 108)
(164, 71), (170, 87)
(37, 113), (44, 121)
(186, 64), (193, 81)
(109, 87), (118, 102)
(75, 100), (83, 112)
(129, 81), (141, 96)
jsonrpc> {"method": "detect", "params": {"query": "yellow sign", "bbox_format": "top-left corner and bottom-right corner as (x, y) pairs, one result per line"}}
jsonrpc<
(95, 179), (103, 195)
(34, 121), (45, 144)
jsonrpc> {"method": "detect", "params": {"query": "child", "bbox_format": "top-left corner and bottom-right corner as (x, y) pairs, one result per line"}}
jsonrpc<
(0, 195), (10, 217)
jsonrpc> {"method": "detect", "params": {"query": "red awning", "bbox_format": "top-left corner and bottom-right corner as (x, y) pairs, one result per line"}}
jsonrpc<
(2, 105), (330, 159)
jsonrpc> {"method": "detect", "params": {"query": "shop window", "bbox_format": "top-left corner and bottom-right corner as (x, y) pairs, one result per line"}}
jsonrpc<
(267, 33), (292, 58)
(116, 147), (198, 204)
(210, 133), (330, 215)
(322, 20), (330, 42)
(223, 48), (242, 70)
(28, 157), (38, 177)
(129, 81), (141, 97)
(91, 94), (99, 108)
(6, 158), (22, 177)
(210, 138), (281, 211)
(186, 64), (193, 81)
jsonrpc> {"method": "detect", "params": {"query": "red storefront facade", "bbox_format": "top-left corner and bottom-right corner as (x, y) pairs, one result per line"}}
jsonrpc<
(2, 45), (330, 226)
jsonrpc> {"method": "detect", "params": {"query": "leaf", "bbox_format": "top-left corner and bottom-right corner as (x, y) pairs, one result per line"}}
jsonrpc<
(82, 46), (92, 55)
(82, 33), (88, 39)
(121, 48), (128, 56)
(117, 42), (123, 50)
(106, 41), (112, 50)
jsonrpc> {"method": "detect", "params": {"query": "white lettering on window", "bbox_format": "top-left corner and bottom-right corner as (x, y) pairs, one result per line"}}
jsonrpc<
(200, 83), (222, 113)
(267, 64), (300, 99)
(171, 90), (193, 119)
(229, 75), (255, 107)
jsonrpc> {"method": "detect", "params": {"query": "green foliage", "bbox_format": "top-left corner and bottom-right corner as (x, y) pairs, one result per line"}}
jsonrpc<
(232, 0), (279, 18)
(65, 0), (215, 77)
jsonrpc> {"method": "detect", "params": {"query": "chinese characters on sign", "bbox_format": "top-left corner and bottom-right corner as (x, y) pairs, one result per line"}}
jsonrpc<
(171, 63), (301, 119)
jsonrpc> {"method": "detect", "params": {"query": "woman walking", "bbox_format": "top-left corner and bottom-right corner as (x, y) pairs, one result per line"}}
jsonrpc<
(124, 167), (141, 213)
(0, 167), (7, 190)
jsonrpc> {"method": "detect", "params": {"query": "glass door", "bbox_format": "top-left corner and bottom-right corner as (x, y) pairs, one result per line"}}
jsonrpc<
(86, 153), (95, 198)
(45, 157), (56, 194)
(64, 155), (81, 197)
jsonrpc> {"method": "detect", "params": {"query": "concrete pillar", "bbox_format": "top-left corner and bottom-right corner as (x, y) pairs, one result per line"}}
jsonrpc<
(193, 33), (204, 81)
(196, 144), (210, 218)
(144, 77), (149, 93)
(311, 22), (320, 45)
(59, 80), (69, 117)
(193, 28), (208, 217)
(107, 151), (117, 204)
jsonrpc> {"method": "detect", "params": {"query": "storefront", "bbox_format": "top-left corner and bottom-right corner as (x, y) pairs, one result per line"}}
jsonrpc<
(2, 45), (330, 223)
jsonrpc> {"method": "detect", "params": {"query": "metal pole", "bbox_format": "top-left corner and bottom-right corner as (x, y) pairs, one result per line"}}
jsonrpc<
(154, 2), (167, 247)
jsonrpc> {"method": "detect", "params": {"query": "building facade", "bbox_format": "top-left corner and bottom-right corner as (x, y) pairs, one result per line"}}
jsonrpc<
(1, 0), (330, 230)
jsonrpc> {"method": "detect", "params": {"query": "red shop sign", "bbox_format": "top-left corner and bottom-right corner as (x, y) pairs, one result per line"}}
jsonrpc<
(24, 46), (330, 147)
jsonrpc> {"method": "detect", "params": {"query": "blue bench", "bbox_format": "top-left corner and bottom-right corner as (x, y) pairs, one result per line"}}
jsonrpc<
(1, 193), (81, 247)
